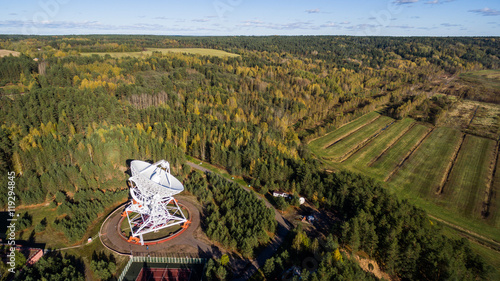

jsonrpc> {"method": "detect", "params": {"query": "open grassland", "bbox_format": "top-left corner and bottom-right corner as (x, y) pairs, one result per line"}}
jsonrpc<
(389, 127), (463, 198)
(370, 124), (431, 180)
(311, 112), (500, 243)
(438, 100), (477, 130)
(343, 118), (415, 172)
(81, 47), (239, 58)
(0, 49), (20, 57)
(309, 111), (380, 150)
(16, 204), (69, 249)
(467, 103), (500, 139)
(486, 147), (500, 228)
(322, 116), (393, 161)
(437, 100), (500, 139)
(460, 69), (500, 90)
(442, 135), (496, 218)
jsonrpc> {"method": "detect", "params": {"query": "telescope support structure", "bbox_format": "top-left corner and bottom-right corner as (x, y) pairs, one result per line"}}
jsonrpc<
(124, 160), (187, 245)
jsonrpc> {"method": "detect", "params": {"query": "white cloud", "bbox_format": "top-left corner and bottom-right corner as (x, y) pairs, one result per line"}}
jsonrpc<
(305, 9), (320, 14)
(388, 24), (415, 29)
(469, 8), (500, 16)
(440, 23), (461, 27)
(320, 22), (336, 27)
(239, 20), (315, 30)
(426, 0), (457, 5)
(394, 0), (418, 5)
(0, 19), (215, 33)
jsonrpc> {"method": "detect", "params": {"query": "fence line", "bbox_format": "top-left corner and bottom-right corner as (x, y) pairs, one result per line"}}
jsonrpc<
(118, 255), (207, 281)
(118, 256), (133, 281)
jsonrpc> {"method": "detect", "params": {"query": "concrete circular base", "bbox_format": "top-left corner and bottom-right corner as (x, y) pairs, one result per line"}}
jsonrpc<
(99, 196), (212, 256)
(117, 203), (191, 245)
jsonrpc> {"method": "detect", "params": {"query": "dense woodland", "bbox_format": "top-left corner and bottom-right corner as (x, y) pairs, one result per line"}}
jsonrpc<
(1, 35), (498, 280)
(185, 172), (276, 257)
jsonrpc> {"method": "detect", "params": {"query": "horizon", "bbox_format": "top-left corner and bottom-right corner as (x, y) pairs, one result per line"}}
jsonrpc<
(1, 34), (500, 38)
(1, 0), (499, 36)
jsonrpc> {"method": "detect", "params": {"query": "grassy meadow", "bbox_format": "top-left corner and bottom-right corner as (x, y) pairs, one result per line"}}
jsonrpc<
(309, 111), (500, 244)
(308, 111), (380, 151)
(389, 127), (464, 198)
(81, 47), (239, 58)
(342, 118), (415, 172)
(0, 49), (20, 57)
(442, 135), (496, 218)
(370, 124), (431, 180)
(322, 116), (393, 161)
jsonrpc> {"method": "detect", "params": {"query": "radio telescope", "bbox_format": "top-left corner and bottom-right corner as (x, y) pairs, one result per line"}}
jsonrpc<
(124, 160), (188, 245)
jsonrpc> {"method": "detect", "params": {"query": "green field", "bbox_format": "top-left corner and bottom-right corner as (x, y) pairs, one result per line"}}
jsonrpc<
(342, 118), (415, 173)
(442, 135), (496, 218)
(322, 116), (393, 161)
(310, 111), (500, 244)
(460, 70), (500, 90)
(487, 148), (500, 228)
(370, 124), (431, 180)
(309, 111), (380, 150)
(81, 47), (239, 58)
(390, 127), (463, 198)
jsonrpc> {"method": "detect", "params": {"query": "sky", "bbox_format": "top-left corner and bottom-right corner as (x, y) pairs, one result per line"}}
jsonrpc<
(0, 0), (499, 36)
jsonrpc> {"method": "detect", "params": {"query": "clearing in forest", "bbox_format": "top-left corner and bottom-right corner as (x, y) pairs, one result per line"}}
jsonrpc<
(322, 116), (394, 161)
(388, 127), (463, 198)
(467, 103), (500, 139)
(438, 100), (500, 140)
(460, 70), (500, 91)
(438, 100), (478, 130)
(441, 135), (496, 218)
(309, 111), (380, 150)
(0, 49), (20, 57)
(310, 111), (500, 243)
(81, 47), (239, 58)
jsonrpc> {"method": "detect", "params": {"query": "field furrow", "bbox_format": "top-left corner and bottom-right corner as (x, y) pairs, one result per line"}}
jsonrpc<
(486, 141), (500, 228)
(374, 125), (432, 181)
(338, 120), (396, 162)
(436, 134), (466, 195)
(344, 118), (415, 169)
(388, 127), (463, 198)
(323, 116), (394, 161)
(442, 135), (496, 218)
(309, 111), (380, 151)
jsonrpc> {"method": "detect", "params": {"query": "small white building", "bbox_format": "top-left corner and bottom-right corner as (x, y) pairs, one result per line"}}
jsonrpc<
(299, 197), (305, 205)
(273, 191), (288, 197)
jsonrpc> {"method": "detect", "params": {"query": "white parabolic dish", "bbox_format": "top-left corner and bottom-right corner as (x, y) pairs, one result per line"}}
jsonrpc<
(129, 160), (184, 198)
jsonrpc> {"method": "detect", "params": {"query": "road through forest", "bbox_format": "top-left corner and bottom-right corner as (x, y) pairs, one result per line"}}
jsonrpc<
(186, 161), (292, 280)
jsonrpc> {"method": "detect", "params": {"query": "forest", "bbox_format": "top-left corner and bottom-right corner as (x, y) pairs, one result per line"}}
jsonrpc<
(0, 35), (499, 280)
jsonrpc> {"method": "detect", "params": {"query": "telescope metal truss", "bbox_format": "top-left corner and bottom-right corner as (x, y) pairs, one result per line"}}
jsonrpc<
(124, 160), (187, 245)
